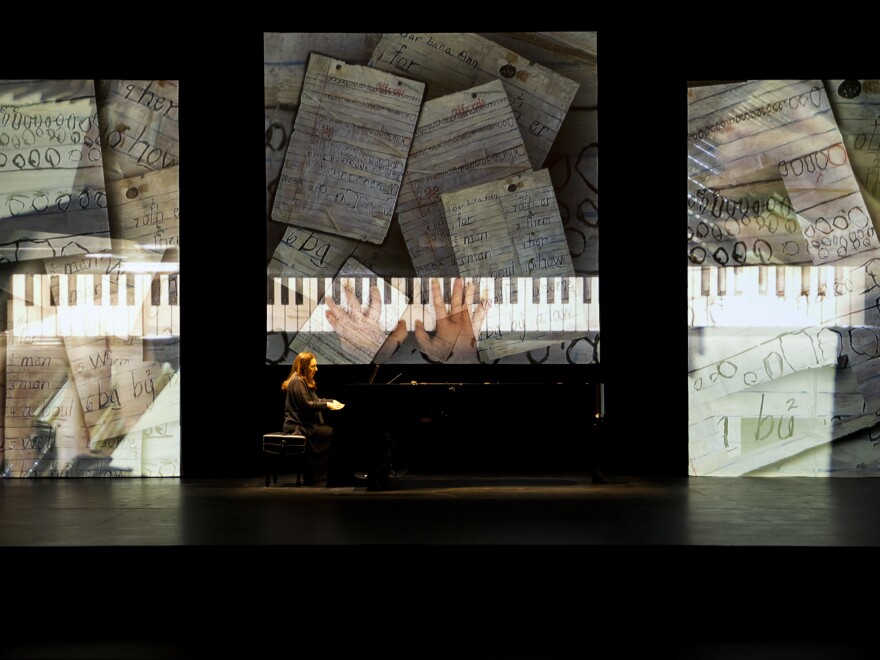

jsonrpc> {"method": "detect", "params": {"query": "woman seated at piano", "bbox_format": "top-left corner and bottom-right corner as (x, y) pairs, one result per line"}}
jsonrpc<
(281, 351), (359, 486)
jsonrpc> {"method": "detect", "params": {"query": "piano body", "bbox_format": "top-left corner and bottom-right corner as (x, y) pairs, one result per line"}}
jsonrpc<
(340, 375), (601, 475)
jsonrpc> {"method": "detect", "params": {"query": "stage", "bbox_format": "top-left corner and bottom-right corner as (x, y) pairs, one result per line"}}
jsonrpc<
(1, 474), (876, 659)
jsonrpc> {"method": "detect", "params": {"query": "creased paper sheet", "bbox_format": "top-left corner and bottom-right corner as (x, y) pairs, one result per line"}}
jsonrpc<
(96, 79), (179, 182)
(105, 165), (179, 254)
(369, 33), (579, 170)
(0, 80), (111, 264)
(687, 80), (876, 266)
(441, 169), (584, 360)
(270, 53), (424, 244)
(396, 79), (532, 279)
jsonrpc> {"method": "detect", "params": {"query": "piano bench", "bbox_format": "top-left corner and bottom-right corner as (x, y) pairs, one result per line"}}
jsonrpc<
(262, 433), (307, 487)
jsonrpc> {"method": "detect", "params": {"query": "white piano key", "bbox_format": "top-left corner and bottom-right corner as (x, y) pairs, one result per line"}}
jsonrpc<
(56, 274), (71, 337)
(321, 277), (335, 332)
(408, 277), (423, 332)
(271, 277), (284, 332)
(113, 274), (128, 337)
(69, 274), (86, 336)
(833, 265), (855, 325)
(141, 274), (159, 337)
(81, 274), (99, 336)
(98, 273), (112, 336)
(128, 273), (144, 337)
(158, 274), (172, 335)
(390, 277), (408, 332)
(12, 274), (27, 336)
(481, 277), (500, 338)
(303, 278), (318, 333)
(282, 277), (299, 333)
(587, 276), (600, 331)
(423, 277), (441, 333)
(848, 266), (866, 326)
(25, 274), (42, 337)
(548, 277), (563, 332)
(38, 274), (56, 337)
(561, 277), (581, 333)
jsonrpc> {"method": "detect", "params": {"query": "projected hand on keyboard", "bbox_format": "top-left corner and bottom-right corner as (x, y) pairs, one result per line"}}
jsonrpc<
(325, 283), (398, 361)
(414, 278), (489, 363)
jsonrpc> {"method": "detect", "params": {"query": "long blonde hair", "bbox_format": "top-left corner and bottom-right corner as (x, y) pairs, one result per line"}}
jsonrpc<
(281, 352), (317, 390)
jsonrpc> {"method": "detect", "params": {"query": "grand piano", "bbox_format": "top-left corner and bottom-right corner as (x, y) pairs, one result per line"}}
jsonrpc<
(338, 364), (602, 476)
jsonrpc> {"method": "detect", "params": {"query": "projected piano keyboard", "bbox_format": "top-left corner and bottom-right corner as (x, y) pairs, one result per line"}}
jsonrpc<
(266, 276), (600, 334)
(8, 272), (179, 337)
(688, 265), (875, 328)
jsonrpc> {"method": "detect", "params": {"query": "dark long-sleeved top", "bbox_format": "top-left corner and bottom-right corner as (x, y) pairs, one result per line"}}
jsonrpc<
(283, 373), (330, 436)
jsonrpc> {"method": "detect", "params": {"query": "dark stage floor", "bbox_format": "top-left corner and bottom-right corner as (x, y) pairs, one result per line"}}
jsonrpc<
(1, 473), (876, 659)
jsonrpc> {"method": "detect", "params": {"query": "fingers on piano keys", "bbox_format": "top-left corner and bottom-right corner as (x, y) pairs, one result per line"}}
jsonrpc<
(10, 273), (180, 338)
(266, 276), (598, 336)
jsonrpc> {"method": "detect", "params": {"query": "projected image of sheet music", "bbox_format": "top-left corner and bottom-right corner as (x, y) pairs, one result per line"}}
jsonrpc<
(1, 79), (181, 479)
(688, 79), (880, 477)
(265, 33), (599, 366)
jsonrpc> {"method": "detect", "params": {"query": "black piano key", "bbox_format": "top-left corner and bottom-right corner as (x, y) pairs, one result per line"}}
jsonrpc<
(585, 277), (592, 304)
(332, 278), (341, 304)
(280, 279), (289, 306)
(384, 279), (392, 304)
(561, 278), (569, 304)
(405, 277), (413, 302)
(24, 273), (33, 306)
(443, 277), (452, 304)
(354, 276), (362, 303)
(49, 275), (60, 306)
(419, 278), (430, 304)
(93, 276), (103, 305)
(168, 275), (178, 305)
(266, 276), (275, 305)
(295, 279), (303, 305)
(126, 277), (135, 306)
(316, 277), (326, 302)
(547, 280), (555, 305)
(151, 278), (161, 306)
(508, 278), (518, 304)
